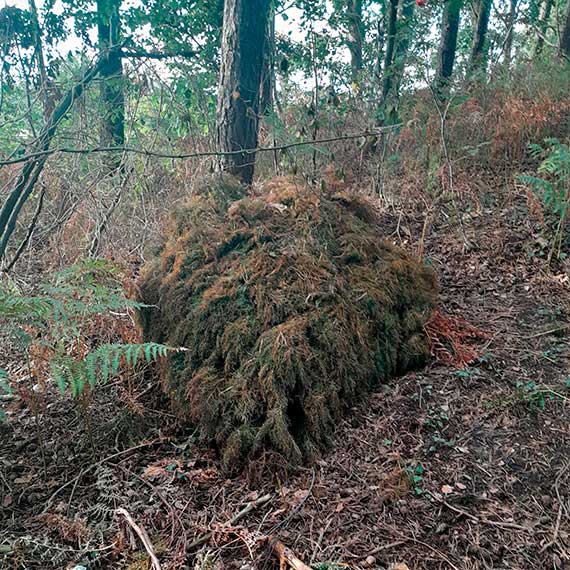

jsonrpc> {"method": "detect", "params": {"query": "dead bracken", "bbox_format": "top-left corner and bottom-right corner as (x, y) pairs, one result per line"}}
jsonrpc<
(138, 176), (438, 467)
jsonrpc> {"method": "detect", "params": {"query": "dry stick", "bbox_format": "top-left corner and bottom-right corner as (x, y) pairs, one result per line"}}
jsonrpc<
(268, 536), (313, 570)
(116, 508), (162, 570)
(429, 491), (535, 532)
(521, 325), (570, 339)
(116, 464), (185, 550)
(0, 126), (402, 167)
(406, 536), (461, 570)
(186, 493), (272, 551)
(88, 165), (129, 257)
(365, 540), (408, 557)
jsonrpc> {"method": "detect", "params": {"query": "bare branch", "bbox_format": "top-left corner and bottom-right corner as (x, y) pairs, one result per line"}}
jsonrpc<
(0, 125), (402, 167)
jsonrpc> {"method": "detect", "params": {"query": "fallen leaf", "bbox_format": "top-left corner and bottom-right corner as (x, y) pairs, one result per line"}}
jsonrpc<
(441, 484), (454, 494)
(14, 475), (33, 485)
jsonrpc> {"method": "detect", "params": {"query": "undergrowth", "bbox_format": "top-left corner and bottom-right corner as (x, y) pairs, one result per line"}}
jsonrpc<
(519, 138), (570, 262)
(0, 258), (177, 419)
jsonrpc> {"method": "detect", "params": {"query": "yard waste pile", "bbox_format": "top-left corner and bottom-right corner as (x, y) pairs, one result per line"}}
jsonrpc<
(138, 176), (438, 467)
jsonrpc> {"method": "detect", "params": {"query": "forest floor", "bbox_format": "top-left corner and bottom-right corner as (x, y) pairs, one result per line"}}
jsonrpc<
(1, 178), (570, 570)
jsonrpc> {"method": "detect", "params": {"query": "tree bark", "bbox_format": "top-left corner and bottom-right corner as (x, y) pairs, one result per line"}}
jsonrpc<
(560, 0), (570, 59)
(373, 12), (386, 88)
(28, 0), (53, 117)
(259, 6), (275, 115)
(97, 0), (125, 147)
(392, 0), (415, 95)
(347, 0), (364, 84)
(533, 0), (553, 59)
(503, 0), (517, 67)
(380, 0), (399, 107)
(436, 0), (462, 92)
(469, 0), (492, 76)
(216, 0), (271, 184)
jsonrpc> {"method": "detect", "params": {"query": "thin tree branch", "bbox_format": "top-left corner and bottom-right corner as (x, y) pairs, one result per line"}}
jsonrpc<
(4, 185), (46, 272)
(0, 125), (402, 167)
(121, 49), (196, 59)
(0, 56), (106, 262)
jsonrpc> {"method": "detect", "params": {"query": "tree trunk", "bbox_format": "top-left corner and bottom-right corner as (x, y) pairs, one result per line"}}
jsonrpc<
(259, 6), (275, 115)
(28, 0), (53, 117)
(560, 0), (570, 59)
(0, 59), (105, 263)
(380, 0), (399, 107)
(216, 0), (271, 184)
(469, 0), (492, 76)
(379, 0), (414, 123)
(392, 0), (415, 95)
(503, 0), (517, 67)
(97, 0), (125, 147)
(347, 0), (364, 84)
(533, 0), (553, 59)
(373, 13), (386, 88)
(436, 0), (462, 92)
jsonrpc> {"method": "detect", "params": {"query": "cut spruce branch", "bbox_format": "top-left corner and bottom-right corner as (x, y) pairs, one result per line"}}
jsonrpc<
(0, 55), (106, 264)
(0, 125), (402, 167)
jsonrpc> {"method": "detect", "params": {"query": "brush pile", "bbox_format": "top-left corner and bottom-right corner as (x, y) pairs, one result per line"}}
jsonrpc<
(138, 176), (437, 467)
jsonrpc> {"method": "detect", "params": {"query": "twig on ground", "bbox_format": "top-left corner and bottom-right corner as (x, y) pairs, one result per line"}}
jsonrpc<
(187, 493), (272, 551)
(521, 325), (570, 339)
(268, 536), (313, 570)
(429, 491), (535, 532)
(116, 508), (162, 570)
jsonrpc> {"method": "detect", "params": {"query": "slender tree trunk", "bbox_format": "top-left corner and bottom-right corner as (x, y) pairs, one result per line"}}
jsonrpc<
(373, 13), (386, 88)
(504, 0), (517, 66)
(469, 0), (492, 76)
(347, 0), (364, 84)
(392, 0), (415, 95)
(560, 0), (570, 59)
(260, 6), (275, 115)
(216, 0), (271, 184)
(0, 60), (105, 263)
(379, 0), (414, 122)
(533, 0), (553, 59)
(436, 0), (462, 92)
(381, 0), (399, 106)
(28, 0), (53, 117)
(97, 0), (124, 147)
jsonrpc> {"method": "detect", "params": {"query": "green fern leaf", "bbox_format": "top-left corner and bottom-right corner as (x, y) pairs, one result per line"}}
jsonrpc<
(111, 347), (121, 376)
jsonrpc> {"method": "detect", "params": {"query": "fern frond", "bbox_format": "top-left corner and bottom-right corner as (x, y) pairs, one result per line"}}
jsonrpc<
(51, 343), (181, 396)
